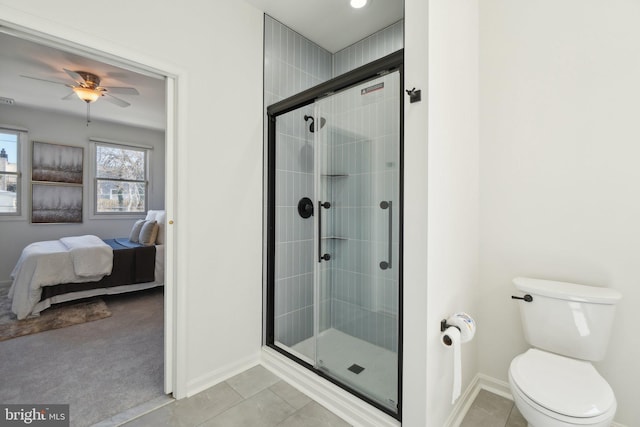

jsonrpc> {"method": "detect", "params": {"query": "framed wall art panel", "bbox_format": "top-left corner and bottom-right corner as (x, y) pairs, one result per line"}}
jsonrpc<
(31, 183), (83, 224)
(32, 141), (84, 184)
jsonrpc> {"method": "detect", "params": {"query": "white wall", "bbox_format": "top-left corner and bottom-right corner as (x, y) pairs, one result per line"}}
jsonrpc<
(404, 0), (479, 425)
(0, 0), (264, 397)
(0, 1), (486, 424)
(401, 1), (429, 423)
(479, 1), (640, 425)
(0, 104), (164, 283)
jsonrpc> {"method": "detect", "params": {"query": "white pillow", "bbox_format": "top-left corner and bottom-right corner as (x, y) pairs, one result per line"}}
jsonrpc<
(129, 219), (146, 243)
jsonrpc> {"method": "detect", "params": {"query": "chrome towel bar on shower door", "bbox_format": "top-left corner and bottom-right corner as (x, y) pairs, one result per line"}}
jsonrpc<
(380, 200), (392, 270)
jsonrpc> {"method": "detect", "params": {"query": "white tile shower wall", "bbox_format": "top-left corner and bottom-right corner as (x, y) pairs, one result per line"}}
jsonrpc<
(266, 15), (332, 347)
(264, 15), (332, 106)
(333, 20), (404, 77)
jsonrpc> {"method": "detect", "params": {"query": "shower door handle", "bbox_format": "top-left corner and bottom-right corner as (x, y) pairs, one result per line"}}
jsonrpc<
(318, 201), (331, 262)
(380, 201), (392, 270)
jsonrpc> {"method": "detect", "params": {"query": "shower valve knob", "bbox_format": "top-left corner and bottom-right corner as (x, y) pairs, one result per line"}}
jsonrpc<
(297, 197), (314, 219)
(321, 253), (331, 261)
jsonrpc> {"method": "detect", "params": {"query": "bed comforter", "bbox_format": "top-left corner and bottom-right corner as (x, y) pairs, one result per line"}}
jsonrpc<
(9, 235), (113, 319)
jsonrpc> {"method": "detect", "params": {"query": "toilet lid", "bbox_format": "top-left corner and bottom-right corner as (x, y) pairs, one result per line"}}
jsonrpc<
(510, 349), (615, 418)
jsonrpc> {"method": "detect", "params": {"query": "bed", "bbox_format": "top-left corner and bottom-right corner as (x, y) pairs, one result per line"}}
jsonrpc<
(8, 210), (165, 319)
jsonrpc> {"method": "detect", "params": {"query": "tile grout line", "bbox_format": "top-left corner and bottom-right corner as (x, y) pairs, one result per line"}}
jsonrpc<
(274, 400), (315, 427)
(195, 381), (297, 427)
(504, 402), (517, 427)
(191, 381), (246, 427)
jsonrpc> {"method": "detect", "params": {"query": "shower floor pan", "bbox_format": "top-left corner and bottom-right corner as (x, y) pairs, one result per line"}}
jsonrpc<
(291, 328), (398, 410)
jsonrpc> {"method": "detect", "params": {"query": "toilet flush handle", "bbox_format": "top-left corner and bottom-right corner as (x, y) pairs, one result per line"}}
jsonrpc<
(511, 294), (533, 302)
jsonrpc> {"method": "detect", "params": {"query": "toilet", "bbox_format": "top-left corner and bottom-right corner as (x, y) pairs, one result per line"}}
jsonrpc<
(509, 277), (621, 427)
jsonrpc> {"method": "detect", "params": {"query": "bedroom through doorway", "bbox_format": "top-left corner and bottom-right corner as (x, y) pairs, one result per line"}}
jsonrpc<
(0, 21), (178, 426)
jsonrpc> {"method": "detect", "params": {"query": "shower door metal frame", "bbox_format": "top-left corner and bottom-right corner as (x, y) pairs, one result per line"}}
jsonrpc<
(266, 49), (404, 421)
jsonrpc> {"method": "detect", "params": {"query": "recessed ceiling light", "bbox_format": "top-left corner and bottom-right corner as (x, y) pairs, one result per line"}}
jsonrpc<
(350, 0), (368, 9)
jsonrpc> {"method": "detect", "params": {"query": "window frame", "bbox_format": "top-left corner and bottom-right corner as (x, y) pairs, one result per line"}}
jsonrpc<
(0, 127), (27, 219)
(90, 139), (151, 218)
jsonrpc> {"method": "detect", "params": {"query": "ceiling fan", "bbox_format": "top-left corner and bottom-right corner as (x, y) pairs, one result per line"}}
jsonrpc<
(22, 68), (139, 106)
(21, 68), (140, 124)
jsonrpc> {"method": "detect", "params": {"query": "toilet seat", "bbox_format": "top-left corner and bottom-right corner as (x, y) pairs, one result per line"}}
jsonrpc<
(509, 377), (616, 426)
(510, 349), (616, 422)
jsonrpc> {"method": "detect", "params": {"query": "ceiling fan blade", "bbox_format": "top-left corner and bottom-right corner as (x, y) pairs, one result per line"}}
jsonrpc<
(61, 92), (76, 100)
(64, 68), (86, 85)
(103, 93), (131, 108)
(103, 86), (139, 95)
(20, 75), (72, 87)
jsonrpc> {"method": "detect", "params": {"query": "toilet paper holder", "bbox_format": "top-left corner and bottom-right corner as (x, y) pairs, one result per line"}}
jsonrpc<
(440, 320), (460, 346)
(440, 319), (461, 333)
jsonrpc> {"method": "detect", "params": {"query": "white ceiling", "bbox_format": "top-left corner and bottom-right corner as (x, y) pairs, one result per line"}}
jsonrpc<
(0, 1), (403, 130)
(245, 0), (404, 53)
(0, 31), (166, 131)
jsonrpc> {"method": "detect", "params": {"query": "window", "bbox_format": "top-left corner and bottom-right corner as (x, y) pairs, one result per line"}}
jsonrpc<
(0, 129), (22, 216)
(94, 142), (148, 214)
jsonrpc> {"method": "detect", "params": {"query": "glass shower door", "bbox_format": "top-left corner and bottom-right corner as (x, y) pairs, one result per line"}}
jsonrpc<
(271, 104), (317, 365)
(267, 52), (403, 418)
(314, 71), (401, 412)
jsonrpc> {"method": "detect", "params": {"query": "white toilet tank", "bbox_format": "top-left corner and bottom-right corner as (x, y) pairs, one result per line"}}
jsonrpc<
(513, 277), (622, 361)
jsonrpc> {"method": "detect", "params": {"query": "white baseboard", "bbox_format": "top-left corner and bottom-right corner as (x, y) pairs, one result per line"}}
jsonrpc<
(444, 373), (513, 427)
(446, 373), (628, 427)
(261, 347), (400, 427)
(475, 373), (513, 401)
(185, 351), (261, 397)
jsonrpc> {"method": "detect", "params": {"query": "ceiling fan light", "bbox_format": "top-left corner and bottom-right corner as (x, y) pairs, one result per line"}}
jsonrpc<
(73, 86), (101, 103)
(350, 0), (368, 8)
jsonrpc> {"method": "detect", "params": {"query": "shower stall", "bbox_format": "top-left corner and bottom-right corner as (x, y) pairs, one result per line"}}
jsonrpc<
(266, 51), (403, 418)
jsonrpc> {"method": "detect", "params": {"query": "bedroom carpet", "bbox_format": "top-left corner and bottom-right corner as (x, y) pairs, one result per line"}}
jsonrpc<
(0, 287), (165, 427)
(0, 286), (112, 342)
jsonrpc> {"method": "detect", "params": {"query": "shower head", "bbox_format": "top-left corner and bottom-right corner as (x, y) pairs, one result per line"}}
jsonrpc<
(304, 115), (314, 132)
(303, 115), (326, 133)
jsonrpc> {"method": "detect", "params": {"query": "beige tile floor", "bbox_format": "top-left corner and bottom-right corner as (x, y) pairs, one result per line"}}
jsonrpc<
(119, 365), (350, 427)
(113, 366), (523, 427)
(460, 390), (527, 427)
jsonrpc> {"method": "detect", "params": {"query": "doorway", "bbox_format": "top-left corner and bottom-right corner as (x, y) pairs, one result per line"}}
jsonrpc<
(0, 17), (179, 420)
